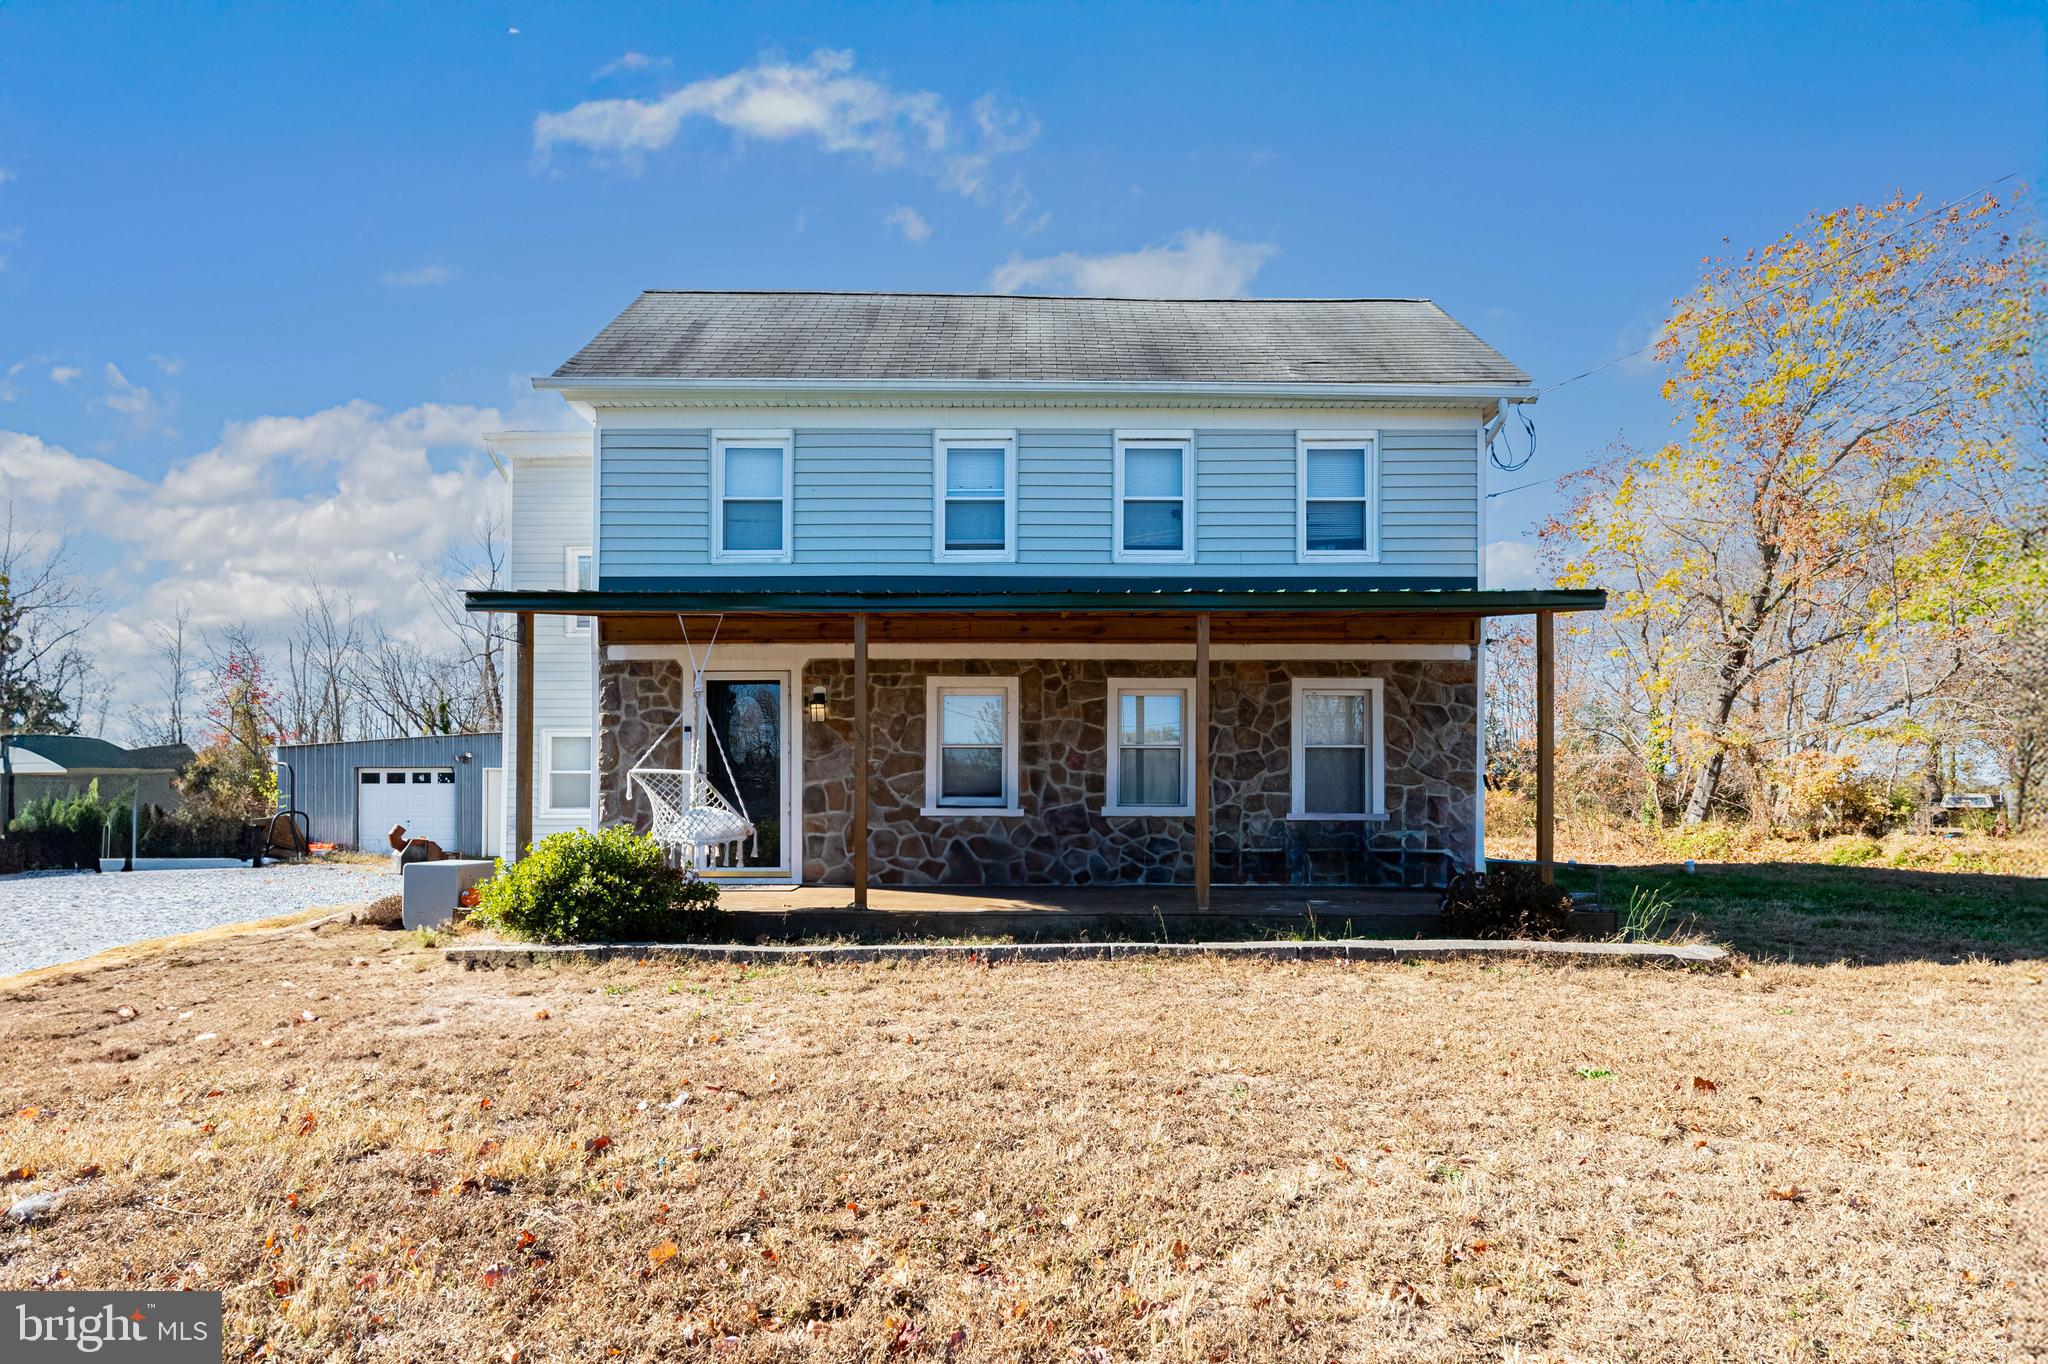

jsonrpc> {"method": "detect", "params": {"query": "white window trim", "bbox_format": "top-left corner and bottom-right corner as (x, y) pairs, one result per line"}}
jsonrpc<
(1101, 677), (1195, 816)
(564, 545), (593, 637)
(1287, 677), (1387, 820)
(922, 675), (1023, 817)
(1295, 430), (1381, 563)
(711, 429), (794, 563)
(931, 429), (1018, 563)
(539, 728), (594, 819)
(1113, 430), (1196, 564)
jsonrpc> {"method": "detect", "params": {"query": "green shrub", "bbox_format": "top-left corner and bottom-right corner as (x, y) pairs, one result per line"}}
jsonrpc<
(1662, 821), (1745, 863)
(470, 825), (723, 943)
(1438, 863), (1576, 940)
(1820, 836), (1883, 866)
(9, 780), (116, 838)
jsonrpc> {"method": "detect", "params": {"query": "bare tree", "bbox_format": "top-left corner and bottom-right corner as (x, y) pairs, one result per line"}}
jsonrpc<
(423, 510), (512, 732)
(279, 580), (366, 743)
(128, 605), (194, 746)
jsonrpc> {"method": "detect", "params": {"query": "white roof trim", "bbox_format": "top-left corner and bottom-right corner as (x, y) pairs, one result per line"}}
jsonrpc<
(534, 377), (1539, 408)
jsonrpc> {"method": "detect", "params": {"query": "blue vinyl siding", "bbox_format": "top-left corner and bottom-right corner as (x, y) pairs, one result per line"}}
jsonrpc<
(599, 429), (708, 574)
(1018, 430), (1112, 562)
(794, 430), (931, 562)
(597, 422), (1480, 582)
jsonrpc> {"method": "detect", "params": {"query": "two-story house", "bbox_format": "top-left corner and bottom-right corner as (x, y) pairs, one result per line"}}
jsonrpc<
(469, 291), (1603, 907)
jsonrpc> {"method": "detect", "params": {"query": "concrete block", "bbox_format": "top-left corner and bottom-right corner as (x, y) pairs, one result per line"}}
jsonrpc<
(402, 859), (496, 931)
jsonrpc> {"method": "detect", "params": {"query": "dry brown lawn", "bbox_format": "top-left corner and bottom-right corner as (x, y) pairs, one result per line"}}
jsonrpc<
(1, 920), (2041, 1362)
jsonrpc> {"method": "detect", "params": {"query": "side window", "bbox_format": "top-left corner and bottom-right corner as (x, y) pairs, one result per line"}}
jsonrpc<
(922, 677), (1021, 816)
(1296, 433), (1378, 561)
(542, 732), (593, 817)
(712, 432), (793, 562)
(1114, 433), (1194, 562)
(934, 431), (1016, 562)
(565, 547), (593, 636)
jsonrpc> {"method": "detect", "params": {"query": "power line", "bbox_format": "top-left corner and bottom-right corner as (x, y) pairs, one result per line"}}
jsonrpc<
(1535, 171), (2020, 398)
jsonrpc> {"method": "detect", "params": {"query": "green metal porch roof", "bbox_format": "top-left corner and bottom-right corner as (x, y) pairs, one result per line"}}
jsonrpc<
(465, 576), (1605, 616)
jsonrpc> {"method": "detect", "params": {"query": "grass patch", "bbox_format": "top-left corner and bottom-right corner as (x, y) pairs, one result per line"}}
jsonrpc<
(0, 922), (2035, 1359)
(1558, 861), (2048, 963)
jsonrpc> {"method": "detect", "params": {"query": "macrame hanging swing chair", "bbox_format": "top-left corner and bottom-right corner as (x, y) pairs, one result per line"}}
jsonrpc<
(627, 616), (758, 869)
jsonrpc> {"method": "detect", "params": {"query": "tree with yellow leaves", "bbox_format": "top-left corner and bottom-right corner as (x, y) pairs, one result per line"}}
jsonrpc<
(1549, 191), (2038, 826)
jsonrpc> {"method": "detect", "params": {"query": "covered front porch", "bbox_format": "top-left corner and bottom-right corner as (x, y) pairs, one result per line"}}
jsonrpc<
(470, 578), (1602, 912)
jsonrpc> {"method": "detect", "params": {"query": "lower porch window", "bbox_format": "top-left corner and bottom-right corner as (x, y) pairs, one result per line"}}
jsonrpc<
(1104, 678), (1193, 815)
(923, 677), (1021, 816)
(1288, 678), (1386, 819)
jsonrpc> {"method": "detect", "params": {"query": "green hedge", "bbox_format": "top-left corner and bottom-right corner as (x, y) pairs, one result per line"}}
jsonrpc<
(470, 825), (723, 943)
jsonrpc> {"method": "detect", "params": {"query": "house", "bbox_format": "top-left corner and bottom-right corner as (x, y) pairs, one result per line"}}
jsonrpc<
(468, 291), (1603, 906)
(272, 734), (504, 857)
(2, 735), (195, 821)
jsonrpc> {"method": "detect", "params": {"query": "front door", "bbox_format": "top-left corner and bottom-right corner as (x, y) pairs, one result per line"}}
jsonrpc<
(700, 674), (792, 880)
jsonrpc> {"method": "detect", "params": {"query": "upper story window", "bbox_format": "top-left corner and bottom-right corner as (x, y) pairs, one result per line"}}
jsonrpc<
(1104, 678), (1193, 816)
(712, 431), (793, 562)
(934, 431), (1016, 562)
(1288, 677), (1385, 820)
(1296, 432), (1379, 561)
(923, 676), (1022, 816)
(564, 547), (593, 636)
(1114, 432), (1194, 563)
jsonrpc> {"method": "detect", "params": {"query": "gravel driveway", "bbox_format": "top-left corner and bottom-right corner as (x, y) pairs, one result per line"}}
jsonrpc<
(0, 861), (397, 978)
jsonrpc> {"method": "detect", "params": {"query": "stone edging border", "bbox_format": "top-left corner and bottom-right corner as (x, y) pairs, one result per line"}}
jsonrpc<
(448, 938), (1727, 969)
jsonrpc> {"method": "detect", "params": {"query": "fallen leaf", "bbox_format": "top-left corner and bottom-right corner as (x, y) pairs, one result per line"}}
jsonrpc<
(1692, 1076), (1719, 1093)
(1382, 1279), (1427, 1307)
(296, 1113), (317, 1137)
(1766, 1185), (1806, 1203)
(584, 1135), (612, 1154)
(648, 1240), (679, 1264)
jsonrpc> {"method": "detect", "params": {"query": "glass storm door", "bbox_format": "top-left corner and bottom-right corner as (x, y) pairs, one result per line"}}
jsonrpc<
(702, 676), (788, 876)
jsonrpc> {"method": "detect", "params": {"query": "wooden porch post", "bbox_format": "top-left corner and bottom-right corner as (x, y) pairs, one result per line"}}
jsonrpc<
(1535, 609), (1555, 884)
(1194, 612), (1212, 911)
(852, 612), (869, 909)
(514, 612), (535, 858)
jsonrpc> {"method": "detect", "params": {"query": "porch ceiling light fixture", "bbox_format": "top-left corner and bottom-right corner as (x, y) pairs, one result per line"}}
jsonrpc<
(807, 685), (829, 723)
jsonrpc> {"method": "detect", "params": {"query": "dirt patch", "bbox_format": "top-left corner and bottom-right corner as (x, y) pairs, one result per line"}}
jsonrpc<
(0, 923), (2040, 1360)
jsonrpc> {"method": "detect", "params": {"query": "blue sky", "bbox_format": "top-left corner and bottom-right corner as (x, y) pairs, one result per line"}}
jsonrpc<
(0, 1), (2041, 732)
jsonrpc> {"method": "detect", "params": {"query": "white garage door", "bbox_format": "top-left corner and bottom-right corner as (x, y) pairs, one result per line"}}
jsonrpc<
(357, 768), (457, 850)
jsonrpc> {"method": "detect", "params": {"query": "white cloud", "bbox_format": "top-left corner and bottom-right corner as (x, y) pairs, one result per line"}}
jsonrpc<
(380, 263), (457, 288)
(595, 51), (669, 79)
(989, 229), (1276, 298)
(50, 365), (81, 385)
(0, 167), (13, 187)
(533, 49), (1039, 221)
(1485, 539), (1547, 590)
(103, 363), (173, 435)
(0, 400), (523, 724)
(884, 205), (930, 242)
(0, 225), (19, 272)
(150, 353), (185, 377)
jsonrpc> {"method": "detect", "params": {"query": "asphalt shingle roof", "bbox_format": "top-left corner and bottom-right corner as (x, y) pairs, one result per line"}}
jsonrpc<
(551, 291), (1530, 387)
(8, 736), (192, 770)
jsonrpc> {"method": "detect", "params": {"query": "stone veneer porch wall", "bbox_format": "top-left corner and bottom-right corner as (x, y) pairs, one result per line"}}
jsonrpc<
(597, 656), (1477, 887)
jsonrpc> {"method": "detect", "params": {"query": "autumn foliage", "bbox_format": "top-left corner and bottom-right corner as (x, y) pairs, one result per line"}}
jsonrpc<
(1541, 190), (2044, 831)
